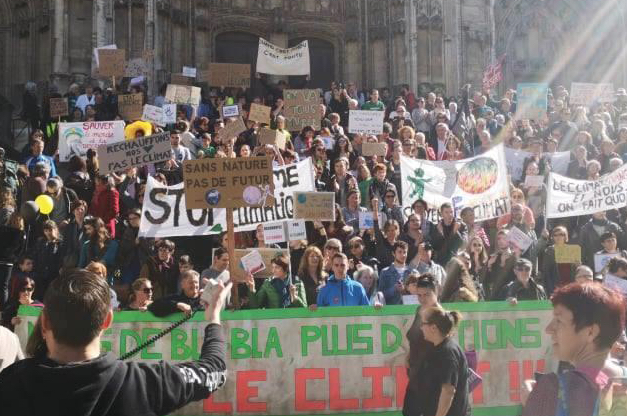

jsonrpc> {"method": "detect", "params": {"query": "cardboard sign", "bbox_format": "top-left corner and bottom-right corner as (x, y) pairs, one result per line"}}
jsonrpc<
(50, 98), (69, 118)
(97, 132), (172, 174)
(142, 104), (164, 126)
(258, 128), (286, 149)
(257, 38), (310, 76)
(240, 250), (266, 275)
(570, 82), (615, 105)
(349, 110), (385, 135)
(170, 74), (192, 85)
(201, 63), (251, 88)
(516, 83), (548, 121)
(182, 66), (197, 78)
(362, 142), (387, 157)
(524, 175), (544, 188)
(594, 252), (620, 273)
(165, 85), (201, 106)
(232, 248), (290, 282)
(263, 222), (287, 244)
(287, 219), (307, 241)
(183, 156), (274, 209)
(554, 244), (581, 264)
(97, 49), (126, 77)
(222, 105), (240, 118)
(218, 117), (247, 141)
(118, 93), (144, 121)
(293, 191), (335, 221)
(507, 226), (534, 253)
(58, 121), (126, 162)
(248, 103), (272, 125)
(284, 89), (321, 131)
(124, 58), (148, 77)
(162, 104), (177, 124)
(605, 274), (627, 295)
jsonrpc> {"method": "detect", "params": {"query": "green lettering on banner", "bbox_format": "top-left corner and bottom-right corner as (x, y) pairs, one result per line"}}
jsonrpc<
(519, 318), (542, 348)
(352, 324), (374, 355)
(250, 328), (263, 358)
(171, 328), (200, 360)
(142, 328), (163, 360)
(459, 319), (481, 350)
(120, 329), (142, 356)
(301, 325), (321, 357)
(381, 324), (402, 354)
(231, 327), (251, 359)
(264, 327), (283, 358)
(482, 319), (504, 350)
(101, 328), (113, 353)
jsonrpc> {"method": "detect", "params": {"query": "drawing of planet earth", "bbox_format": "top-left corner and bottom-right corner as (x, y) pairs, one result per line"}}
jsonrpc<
(243, 186), (263, 205)
(456, 157), (498, 194)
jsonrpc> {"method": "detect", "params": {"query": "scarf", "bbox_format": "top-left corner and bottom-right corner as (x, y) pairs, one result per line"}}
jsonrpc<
(271, 277), (291, 308)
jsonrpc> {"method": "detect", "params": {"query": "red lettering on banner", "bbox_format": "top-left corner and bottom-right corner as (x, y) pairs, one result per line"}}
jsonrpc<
(471, 361), (491, 404)
(509, 361), (521, 402)
(236, 370), (267, 412)
(294, 368), (326, 411)
(329, 368), (359, 410)
(203, 395), (233, 414)
(395, 366), (408, 407)
(362, 367), (393, 409)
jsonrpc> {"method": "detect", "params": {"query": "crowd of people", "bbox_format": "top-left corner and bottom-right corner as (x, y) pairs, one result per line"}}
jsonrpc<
(2, 73), (627, 413)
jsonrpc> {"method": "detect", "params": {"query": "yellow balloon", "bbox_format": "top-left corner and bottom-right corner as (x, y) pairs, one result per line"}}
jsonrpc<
(35, 194), (54, 215)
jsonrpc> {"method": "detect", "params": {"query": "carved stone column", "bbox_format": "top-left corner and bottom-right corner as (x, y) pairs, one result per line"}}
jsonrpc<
(442, 0), (460, 95)
(92, 0), (108, 75)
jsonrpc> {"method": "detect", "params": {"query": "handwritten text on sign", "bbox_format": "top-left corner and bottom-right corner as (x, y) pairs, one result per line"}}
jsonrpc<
(183, 157), (274, 209)
(284, 89), (321, 131)
(97, 132), (172, 174)
(16, 302), (555, 416)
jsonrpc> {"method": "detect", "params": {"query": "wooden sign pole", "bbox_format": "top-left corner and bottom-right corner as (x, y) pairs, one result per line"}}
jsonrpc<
(226, 207), (239, 309)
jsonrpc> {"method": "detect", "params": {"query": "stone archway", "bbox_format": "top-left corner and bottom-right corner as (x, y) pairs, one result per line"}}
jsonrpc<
(288, 37), (335, 90)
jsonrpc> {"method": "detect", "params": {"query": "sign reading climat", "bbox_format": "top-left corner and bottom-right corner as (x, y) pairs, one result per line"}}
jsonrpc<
(59, 121), (125, 162)
(400, 144), (510, 221)
(183, 156), (275, 209)
(256, 38), (310, 76)
(97, 132), (172, 174)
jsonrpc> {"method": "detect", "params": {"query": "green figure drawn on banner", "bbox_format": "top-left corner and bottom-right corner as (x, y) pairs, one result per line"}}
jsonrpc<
(408, 168), (432, 200)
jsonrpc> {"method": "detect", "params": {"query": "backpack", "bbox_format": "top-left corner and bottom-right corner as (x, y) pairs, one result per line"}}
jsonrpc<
(0, 158), (19, 195)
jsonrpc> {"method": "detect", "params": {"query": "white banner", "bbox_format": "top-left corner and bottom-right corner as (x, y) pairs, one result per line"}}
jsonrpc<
(256, 38), (310, 76)
(504, 147), (570, 182)
(401, 144), (510, 221)
(59, 121), (126, 162)
(546, 164), (627, 218)
(348, 110), (385, 135)
(139, 158), (316, 237)
(570, 82), (615, 105)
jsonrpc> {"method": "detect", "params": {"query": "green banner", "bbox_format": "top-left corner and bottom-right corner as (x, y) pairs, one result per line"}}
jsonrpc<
(17, 301), (555, 416)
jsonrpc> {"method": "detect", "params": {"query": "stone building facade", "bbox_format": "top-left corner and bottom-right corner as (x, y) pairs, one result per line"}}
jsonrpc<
(0, 0), (626, 106)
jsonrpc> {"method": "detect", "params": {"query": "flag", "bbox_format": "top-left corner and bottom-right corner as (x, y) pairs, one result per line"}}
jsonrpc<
(482, 54), (506, 90)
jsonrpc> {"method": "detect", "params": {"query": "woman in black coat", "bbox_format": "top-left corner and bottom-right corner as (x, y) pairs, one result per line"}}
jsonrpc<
(32, 220), (64, 300)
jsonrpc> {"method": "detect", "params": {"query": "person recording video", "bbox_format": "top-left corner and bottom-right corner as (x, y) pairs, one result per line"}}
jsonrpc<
(0, 269), (232, 416)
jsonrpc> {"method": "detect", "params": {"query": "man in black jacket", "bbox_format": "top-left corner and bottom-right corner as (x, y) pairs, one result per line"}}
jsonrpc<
(0, 268), (231, 416)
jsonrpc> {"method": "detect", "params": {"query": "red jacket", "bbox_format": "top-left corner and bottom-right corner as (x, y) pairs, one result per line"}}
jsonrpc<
(89, 188), (120, 238)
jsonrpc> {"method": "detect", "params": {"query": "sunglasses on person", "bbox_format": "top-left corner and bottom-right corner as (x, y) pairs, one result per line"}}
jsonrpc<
(516, 266), (531, 272)
(142, 287), (153, 294)
(21, 286), (34, 293)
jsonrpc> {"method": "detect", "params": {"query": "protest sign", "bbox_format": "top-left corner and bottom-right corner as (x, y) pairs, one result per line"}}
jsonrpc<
(348, 110), (385, 135)
(49, 98), (68, 118)
(124, 58), (148, 77)
(240, 250), (266, 275)
(604, 274), (627, 295)
(218, 117), (247, 141)
(200, 63), (251, 88)
(594, 252), (620, 273)
(256, 38), (310, 76)
(162, 104), (177, 124)
(93, 44), (116, 68)
(97, 49), (126, 77)
(554, 244), (582, 264)
(97, 132), (172, 175)
(402, 295), (420, 305)
(359, 211), (375, 230)
(258, 128), (286, 149)
(263, 222), (287, 244)
(516, 83), (548, 120)
(321, 136), (334, 150)
(182, 66), (197, 78)
(222, 105), (240, 118)
(570, 82), (614, 105)
(546, 164), (627, 219)
(170, 74), (191, 85)
(284, 89), (321, 131)
(362, 142), (387, 157)
(58, 121), (125, 162)
(142, 104), (164, 126)
(139, 159), (315, 237)
(233, 248), (290, 281)
(183, 156), (274, 209)
(17, 301), (557, 416)
(118, 93), (144, 121)
(293, 192), (335, 221)
(165, 84), (201, 106)
(286, 219), (307, 240)
(507, 226), (534, 252)
(524, 175), (544, 188)
(401, 144), (510, 222)
(248, 103), (272, 125)
(504, 148), (569, 181)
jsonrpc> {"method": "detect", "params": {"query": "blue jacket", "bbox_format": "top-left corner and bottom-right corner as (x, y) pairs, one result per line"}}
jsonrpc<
(24, 154), (57, 177)
(316, 275), (369, 307)
(378, 265), (416, 305)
